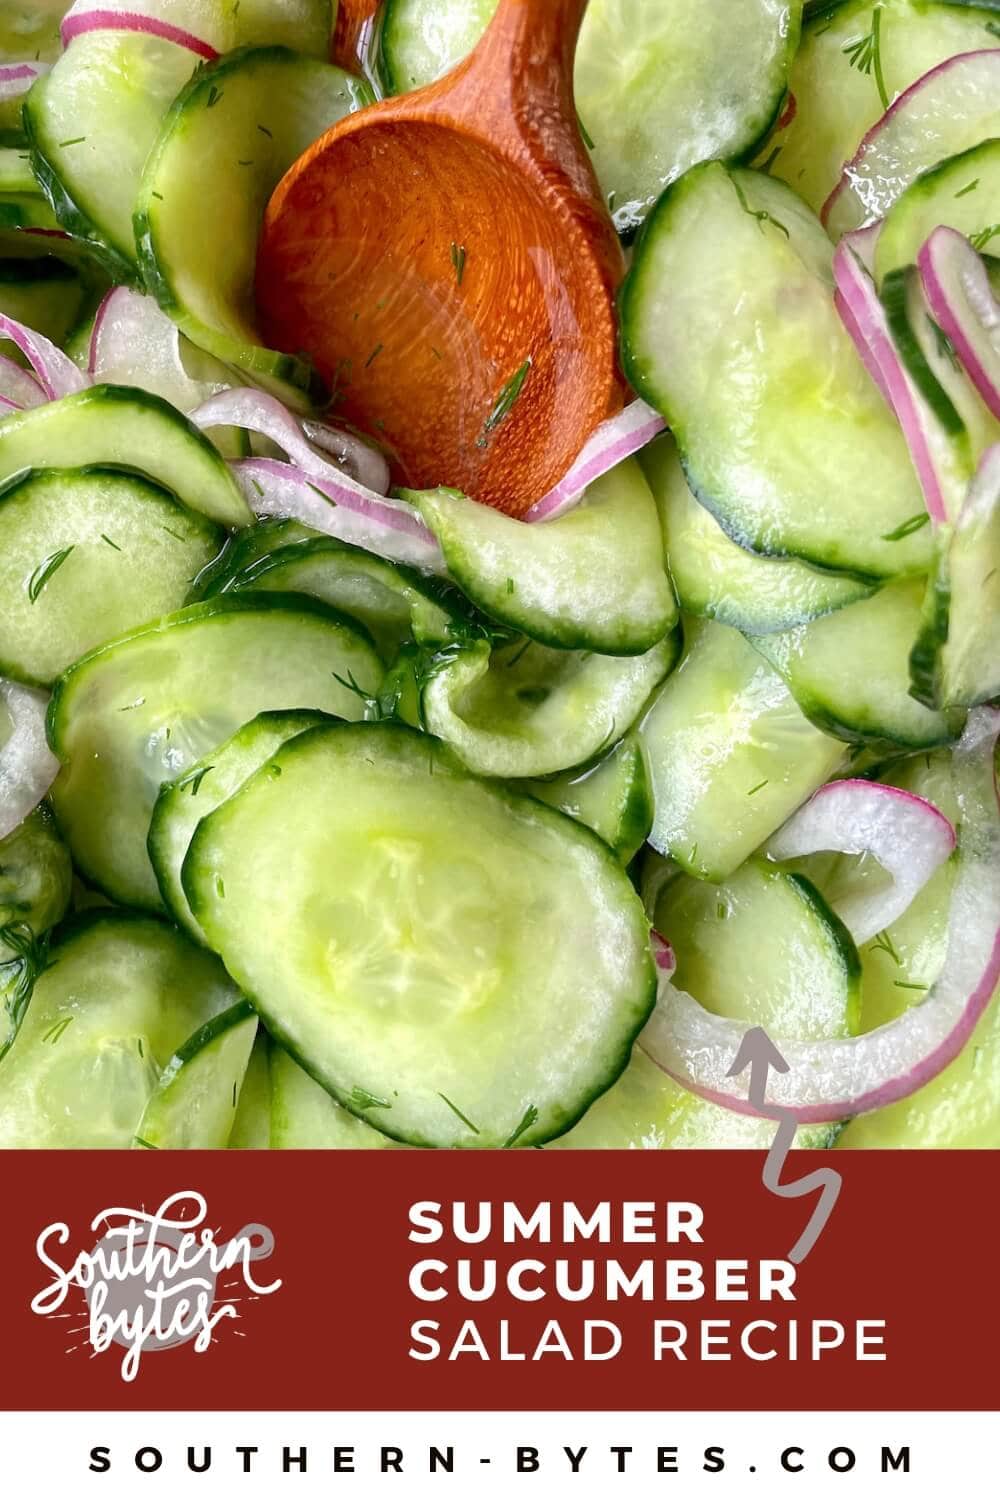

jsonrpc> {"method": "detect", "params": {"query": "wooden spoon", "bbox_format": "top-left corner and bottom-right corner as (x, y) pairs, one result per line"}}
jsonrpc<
(256, 0), (625, 516)
(331, 0), (380, 76)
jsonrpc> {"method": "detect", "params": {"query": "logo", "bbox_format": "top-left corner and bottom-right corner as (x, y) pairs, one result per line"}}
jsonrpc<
(30, 1190), (282, 1381)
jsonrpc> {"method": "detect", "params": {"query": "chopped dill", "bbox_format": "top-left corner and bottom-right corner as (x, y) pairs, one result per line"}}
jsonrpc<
(42, 1016), (73, 1045)
(747, 779), (769, 796)
(477, 358), (532, 447)
(134, 1136), (159, 1149)
(894, 980), (928, 992)
(438, 1093), (480, 1134)
(503, 1103), (539, 1149)
(576, 112), (595, 151)
(870, 929), (901, 966)
(881, 512), (929, 542)
(365, 342), (384, 368)
(955, 179), (980, 199)
(101, 534), (121, 551)
(969, 223), (1000, 252)
(27, 546), (74, 602)
(206, 85), (223, 108)
(350, 1085), (391, 1111)
(731, 176), (789, 239)
(449, 242), (467, 285)
(842, 4), (889, 111)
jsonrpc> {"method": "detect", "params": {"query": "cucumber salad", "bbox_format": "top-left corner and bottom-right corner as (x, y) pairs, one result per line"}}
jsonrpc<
(0, 0), (998, 1151)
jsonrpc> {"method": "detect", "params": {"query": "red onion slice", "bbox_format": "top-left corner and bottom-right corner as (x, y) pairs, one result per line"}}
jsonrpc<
(833, 229), (953, 523)
(61, 7), (219, 59)
(0, 355), (45, 411)
(0, 314), (89, 403)
(524, 400), (666, 522)
(767, 778), (956, 946)
(232, 458), (445, 572)
(919, 225), (1000, 422)
(0, 62), (49, 100)
(641, 707), (1000, 1123)
(0, 680), (60, 840)
(300, 418), (391, 498)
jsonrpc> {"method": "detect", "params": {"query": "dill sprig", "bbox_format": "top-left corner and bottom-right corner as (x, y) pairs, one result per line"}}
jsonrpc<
(449, 242), (467, 285)
(870, 929), (901, 966)
(477, 358), (532, 448)
(731, 176), (789, 239)
(969, 224), (1000, 253)
(0, 922), (50, 1060)
(881, 511), (929, 542)
(27, 546), (74, 603)
(503, 1103), (539, 1149)
(842, 4), (889, 111)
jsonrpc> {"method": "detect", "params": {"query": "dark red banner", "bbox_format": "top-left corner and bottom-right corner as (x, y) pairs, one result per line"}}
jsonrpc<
(0, 1150), (993, 1412)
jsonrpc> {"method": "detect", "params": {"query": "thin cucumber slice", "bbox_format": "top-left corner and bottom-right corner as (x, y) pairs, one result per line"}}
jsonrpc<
(136, 47), (371, 403)
(0, 255), (84, 346)
(421, 631), (679, 779)
(824, 48), (1000, 240)
(48, 594), (382, 909)
(0, 384), (249, 527)
(640, 619), (846, 882)
(0, 806), (72, 1056)
(133, 999), (258, 1150)
(0, 2), (65, 66)
(876, 138), (1000, 285)
(0, 144), (36, 195)
(0, 467), (222, 686)
(910, 448), (1000, 708)
(643, 435), (877, 633)
(228, 1032), (271, 1148)
(0, 911), (240, 1148)
(380, 0), (802, 238)
(551, 1046), (842, 1149)
(25, 31), (199, 274)
(765, 0), (1000, 213)
(652, 859), (862, 1040)
(184, 721), (655, 1149)
(621, 163), (930, 579)
(521, 731), (652, 865)
(407, 457), (677, 655)
(149, 708), (335, 942)
(190, 517), (318, 595)
(270, 1046), (398, 1149)
(201, 533), (463, 660)
(751, 578), (961, 746)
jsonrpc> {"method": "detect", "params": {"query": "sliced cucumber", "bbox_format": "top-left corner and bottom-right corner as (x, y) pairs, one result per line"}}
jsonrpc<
(621, 163), (930, 578)
(183, 721), (655, 1149)
(752, 578), (961, 746)
(551, 1045), (842, 1149)
(0, 805), (72, 1056)
(228, 1031), (272, 1149)
(149, 708), (335, 942)
(201, 532), (463, 660)
(824, 48), (1000, 239)
(521, 731), (652, 865)
(643, 435), (877, 633)
(876, 138), (1000, 286)
(48, 594), (382, 909)
(270, 1045), (398, 1149)
(766, 0), (1000, 213)
(0, 911), (240, 1148)
(0, 254), (84, 346)
(0, 2), (66, 66)
(652, 859), (862, 1040)
(910, 449), (1000, 708)
(381, 0), (802, 238)
(640, 619), (846, 882)
(136, 47), (371, 403)
(0, 384), (250, 527)
(421, 631), (679, 779)
(407, 458), (677, 655)
(0, 467), (222, 686)
(133, 999), (258, 1150)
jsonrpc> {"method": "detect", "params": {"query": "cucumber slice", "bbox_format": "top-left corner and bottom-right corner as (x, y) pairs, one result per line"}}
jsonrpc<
(824, 48), (1000, 240)
(643, 435), (877, 633)
(270, 1046), (398, 1149)
(149, 708), (335, 942)
(0, 2), (66, 66)
(751, 578), (960, 746)
(183, 721), (655, 1149)
(0, 467), (222, 686)
(551, 1046), (842, 1149)
(48, 594), (383, 909)
(765, 0), (1000, 213)
(422, 631), (679, 779)
(652, 859), (862, 1040)
(201, 534), (463, 660)
(228, 1031), (272, 1148)
(876, 138), (1000, 286)
(380, 0), (802, 238)
(136, 47), (371, 403)
(0, 255), (84, 347)
(640, 619), (846, 882)
(910, 448), (1000, 708)
(621, 163), (930, 579)
(0, 805), (72, 1056)
(133, 999), (258, 1150)
(521, 731), (652, 864)
(0, 384), (250, 527)
(0, 911), (240, 1148)
(407, 458), (677, 655)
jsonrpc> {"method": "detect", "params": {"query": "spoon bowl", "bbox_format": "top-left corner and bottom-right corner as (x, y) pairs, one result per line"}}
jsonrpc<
(256, 0), (624, 515)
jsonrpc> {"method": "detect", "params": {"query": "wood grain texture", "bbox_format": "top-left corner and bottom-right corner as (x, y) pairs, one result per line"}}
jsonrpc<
(331, 0), (380, 74)
(258, 0), (624, 515)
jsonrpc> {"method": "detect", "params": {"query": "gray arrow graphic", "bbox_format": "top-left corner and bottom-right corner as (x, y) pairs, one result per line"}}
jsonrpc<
(727, 1027), (842, 1264)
